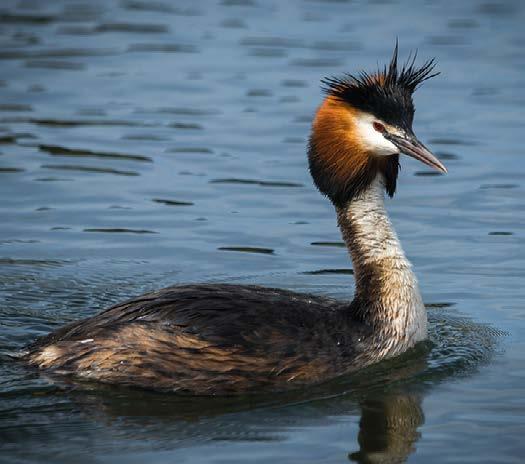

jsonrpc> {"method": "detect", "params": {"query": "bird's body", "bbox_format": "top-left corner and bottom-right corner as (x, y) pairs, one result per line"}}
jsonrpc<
(28, 284), (370, 394)
(26, 175), (423, 394)
(26, 45), (446, 394)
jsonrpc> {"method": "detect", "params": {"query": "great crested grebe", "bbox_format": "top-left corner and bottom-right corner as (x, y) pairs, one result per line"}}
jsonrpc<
(26, 45), (446, 395)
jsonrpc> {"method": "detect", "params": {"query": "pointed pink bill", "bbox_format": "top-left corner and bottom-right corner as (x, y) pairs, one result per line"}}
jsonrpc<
(385, 132), (447, 174)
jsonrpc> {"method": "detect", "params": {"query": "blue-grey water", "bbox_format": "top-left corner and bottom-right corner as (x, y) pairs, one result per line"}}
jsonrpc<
(0, 0), (524, 462)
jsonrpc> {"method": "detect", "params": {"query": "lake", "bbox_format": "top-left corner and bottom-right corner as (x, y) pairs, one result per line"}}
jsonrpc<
(0, 0), (524, 462)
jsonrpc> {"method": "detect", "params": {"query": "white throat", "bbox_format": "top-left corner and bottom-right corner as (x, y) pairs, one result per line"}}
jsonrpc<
(354, 113), (399, 157)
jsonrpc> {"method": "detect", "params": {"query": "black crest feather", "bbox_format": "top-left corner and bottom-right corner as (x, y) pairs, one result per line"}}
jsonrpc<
(321, 42), (439, 130)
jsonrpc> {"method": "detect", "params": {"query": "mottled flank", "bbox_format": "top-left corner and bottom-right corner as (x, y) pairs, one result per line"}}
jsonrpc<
(27, 284), (377, 394)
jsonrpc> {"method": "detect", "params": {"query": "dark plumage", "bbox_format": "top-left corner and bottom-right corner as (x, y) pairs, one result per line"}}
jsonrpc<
(321, 43), (438, 131)
(26, 284), (372, 394)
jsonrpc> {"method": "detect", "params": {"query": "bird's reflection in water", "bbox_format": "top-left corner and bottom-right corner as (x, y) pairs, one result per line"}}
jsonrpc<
(60, 351), (429, 463)
(347, 345), (427, 463)
(70, 383), (425, 463)
(350, 392), (424, 464)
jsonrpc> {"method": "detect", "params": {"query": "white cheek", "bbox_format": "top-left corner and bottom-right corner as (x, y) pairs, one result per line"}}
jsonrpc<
(355, 115), (399, 157)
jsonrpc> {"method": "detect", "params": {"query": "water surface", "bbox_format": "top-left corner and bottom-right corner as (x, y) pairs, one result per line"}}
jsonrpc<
(1, 0), (524, 462)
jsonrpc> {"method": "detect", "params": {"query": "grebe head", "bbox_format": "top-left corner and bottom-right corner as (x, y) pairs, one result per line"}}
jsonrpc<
(309, 43), (446, 207)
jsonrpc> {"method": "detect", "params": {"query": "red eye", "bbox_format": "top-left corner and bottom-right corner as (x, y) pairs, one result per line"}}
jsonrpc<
(373, 122), (385, 133)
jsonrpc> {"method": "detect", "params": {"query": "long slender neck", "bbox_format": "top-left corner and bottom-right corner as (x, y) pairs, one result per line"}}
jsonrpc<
(336, 175), (427, 350)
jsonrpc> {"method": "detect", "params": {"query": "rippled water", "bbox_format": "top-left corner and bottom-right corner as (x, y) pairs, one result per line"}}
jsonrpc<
(0, 0), (524, 462)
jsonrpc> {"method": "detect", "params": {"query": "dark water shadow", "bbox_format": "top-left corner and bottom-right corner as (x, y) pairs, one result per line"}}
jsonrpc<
(41, 164), (140, 176)
(0, 258), (67, 268)
(165, 147), (213, 154)
(0, 135), (17, 143)
(414, 171), (444, 177)
(95, 23), (169, 34)
(152, 198), (194, 206)
(210, 178), (303, 188)
(122, 1), (201, 16)
(310, 241), (346, 248)
(218, 246), (275, 254)
(83, 228), (158, 234)
(0, 117), (156, 128)
(25, 60), (86, 71)
(38, 144), (152, 163)
(127, 43), (197, 53)
(302, 268), (354, 275)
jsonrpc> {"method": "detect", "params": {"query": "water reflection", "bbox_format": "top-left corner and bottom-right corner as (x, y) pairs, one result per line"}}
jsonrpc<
(71, 386), (425, 463)
(350, 393), (424, 464)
